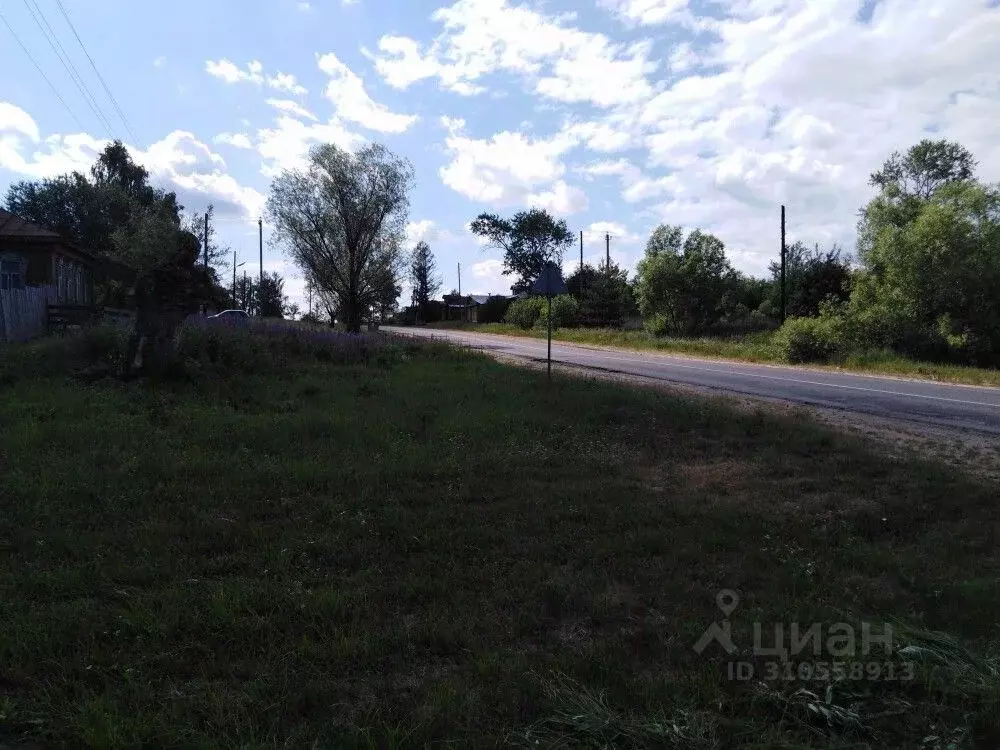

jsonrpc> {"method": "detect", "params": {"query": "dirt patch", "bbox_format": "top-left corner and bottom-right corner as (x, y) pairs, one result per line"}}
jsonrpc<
(490, 351), (1000, 484)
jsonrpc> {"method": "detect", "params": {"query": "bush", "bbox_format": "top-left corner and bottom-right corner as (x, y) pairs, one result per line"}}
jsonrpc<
(644, 314), (669, 337)
(535, 295), (578, 329)
(505, 297), (545, 329)
(773, 316), (846, 364)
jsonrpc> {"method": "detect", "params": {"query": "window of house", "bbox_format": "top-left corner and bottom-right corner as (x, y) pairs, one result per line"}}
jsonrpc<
(1, 258), (25, 291)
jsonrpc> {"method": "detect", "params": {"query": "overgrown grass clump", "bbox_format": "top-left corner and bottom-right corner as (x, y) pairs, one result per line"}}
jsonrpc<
(1, 327), (998, 747)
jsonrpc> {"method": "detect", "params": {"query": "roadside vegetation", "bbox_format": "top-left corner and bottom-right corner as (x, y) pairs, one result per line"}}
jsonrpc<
(438, 321), (1000, 387)
(1, 322), (998, 747)
(400, 139), (1000, 386)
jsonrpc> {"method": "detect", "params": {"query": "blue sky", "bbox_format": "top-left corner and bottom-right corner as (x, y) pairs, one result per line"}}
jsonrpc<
(2, 0), (999, 308)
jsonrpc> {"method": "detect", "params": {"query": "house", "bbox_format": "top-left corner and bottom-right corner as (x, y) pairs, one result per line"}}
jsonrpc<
(442, 293), (492, 323)
(0, 209), (135, 304)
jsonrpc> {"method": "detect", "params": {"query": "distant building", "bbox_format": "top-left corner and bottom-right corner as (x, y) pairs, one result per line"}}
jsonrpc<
(0, 209), (135, 304)
(442, 293), (517, 323)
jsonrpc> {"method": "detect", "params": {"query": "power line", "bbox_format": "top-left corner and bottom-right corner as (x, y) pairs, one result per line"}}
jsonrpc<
(21, 0), (117, 137)
(53, 0), (138, 144)
(0, 7), (84, 129)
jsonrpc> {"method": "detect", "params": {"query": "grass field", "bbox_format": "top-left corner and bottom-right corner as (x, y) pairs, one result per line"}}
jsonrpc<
(429, 322), (1000, 388)
(1, 325), (999, 748)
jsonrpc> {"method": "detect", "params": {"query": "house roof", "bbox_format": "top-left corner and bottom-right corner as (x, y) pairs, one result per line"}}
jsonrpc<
(0, 209), (63, 240)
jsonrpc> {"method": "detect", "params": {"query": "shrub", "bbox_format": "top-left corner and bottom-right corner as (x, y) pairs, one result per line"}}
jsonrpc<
(505, 297), (545, 329)
(644, 314), (669, 337)
(535, 295), (578, 329)
(773, 315), (846, 363)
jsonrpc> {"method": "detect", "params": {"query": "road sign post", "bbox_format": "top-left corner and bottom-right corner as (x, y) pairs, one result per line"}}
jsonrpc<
(531, 261), (568, 383)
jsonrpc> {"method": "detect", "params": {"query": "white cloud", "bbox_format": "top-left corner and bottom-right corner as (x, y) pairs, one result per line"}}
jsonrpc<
(371, 0), (656, 107)
(0, 104), (264, 219)
(266, 98), (318, 121)
(205, 59), (309, 96)
(317, 52), (418, 133)
(600, 0), (689, 25)
(439, 118), (584, 208)
(214, 132), (253, 149)
(267, 72), (308, 96)
(153, 56), (167, 69)
(0, 102), (41, 142)
(526, 180), (589, 214)
(468, 258), (507, 293)
(206, 59), (264, 85)
(255, 115), (365, 177)
(406, 219), (458, 247)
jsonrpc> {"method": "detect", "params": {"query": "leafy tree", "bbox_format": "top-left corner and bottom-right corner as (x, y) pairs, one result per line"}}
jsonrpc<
(183, 204), (231, 274)
(255, 271), (290, 318)
(5, 140), (182, 261)
(869, 139), (977, 201)
(470, 208), (574, 294)
(644, 224), (684, 258)
(267, 142), (414, 333)
(769, 241), (852, 318)
(635, 225), (738, 335)
(566, 262), (635, 328)
(851, 179), (1000, 363)
(409, 241), (441, 321)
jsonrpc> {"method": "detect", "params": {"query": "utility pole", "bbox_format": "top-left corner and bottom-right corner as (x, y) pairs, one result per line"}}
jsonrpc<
(458, 263), (461, 296)
(780, 205), (787, 324)
(203, 213), (209, 268)
(605, 233), (611, 274)
(232, 251), (246, 310)
(258, 218), (263, 317)
(243, 271), (248, 315)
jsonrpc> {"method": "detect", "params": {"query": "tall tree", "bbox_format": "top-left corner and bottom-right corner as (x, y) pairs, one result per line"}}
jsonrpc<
(255, 271), (290, 318)
(869, 139), (977, 201)
(566, 262), (635, 328)
(635, 225), (738, 335)
(5, 140), (181, 258)
(470, 208), (573, 294)
(409, 241), (441, 321)
(267, 142), (414, 333)
(768, 241), (852, 318)
(183, 204), (231, 273)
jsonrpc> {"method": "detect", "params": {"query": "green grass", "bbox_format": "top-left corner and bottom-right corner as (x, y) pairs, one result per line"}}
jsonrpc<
(1, 329), (999, 747)
(441, 322), (1000, 387)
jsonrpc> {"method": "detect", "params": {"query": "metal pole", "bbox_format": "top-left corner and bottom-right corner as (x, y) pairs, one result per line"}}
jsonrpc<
(605, 233), (610, 273)
(232, 250), (236, 303)
(547, 292), (552, 382)
(458, 263), (461, 296)
(780, 205), (786, 324)
(204, 213), (209, 268)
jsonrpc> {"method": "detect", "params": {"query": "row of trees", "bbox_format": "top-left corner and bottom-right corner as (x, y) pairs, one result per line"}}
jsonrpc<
(7, 135), (995, 363)
(448, 138), (998, 367)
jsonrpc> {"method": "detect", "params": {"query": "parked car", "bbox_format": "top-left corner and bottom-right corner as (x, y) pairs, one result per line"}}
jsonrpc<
(207, 309), (251, 328)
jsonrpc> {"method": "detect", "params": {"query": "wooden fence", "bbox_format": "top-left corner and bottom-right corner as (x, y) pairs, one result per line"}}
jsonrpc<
(0, 285), (55, 343)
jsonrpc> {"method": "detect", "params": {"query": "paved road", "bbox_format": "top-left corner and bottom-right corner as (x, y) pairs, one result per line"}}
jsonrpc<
(385, 327), (1000, 435)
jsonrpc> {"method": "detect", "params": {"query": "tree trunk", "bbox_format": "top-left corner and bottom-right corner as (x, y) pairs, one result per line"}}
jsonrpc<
(344, 300), (363, 333)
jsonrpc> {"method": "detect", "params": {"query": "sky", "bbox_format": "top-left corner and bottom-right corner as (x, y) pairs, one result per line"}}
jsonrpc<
(1, 0), (999, 310)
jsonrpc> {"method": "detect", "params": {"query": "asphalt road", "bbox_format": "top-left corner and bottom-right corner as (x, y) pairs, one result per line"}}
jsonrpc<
(385, 327), (1000, 436)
